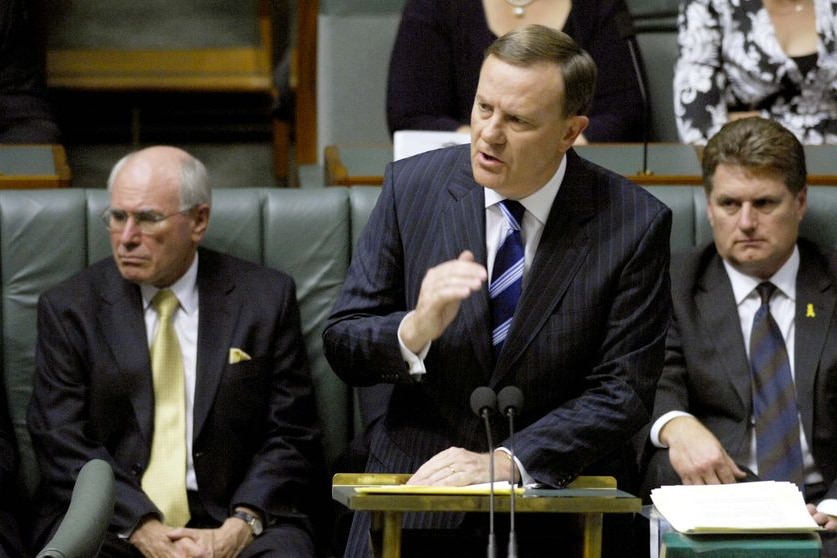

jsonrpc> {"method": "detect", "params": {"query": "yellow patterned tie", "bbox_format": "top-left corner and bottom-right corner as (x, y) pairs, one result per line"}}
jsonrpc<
(142, 289), (190, 526)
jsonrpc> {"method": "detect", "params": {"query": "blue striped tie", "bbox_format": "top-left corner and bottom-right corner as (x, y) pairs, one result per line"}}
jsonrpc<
(750, 282), (804, 484)
(490, 200), (525, 357)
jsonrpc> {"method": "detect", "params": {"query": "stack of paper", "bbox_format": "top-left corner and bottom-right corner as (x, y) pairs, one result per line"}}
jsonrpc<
(355, 481), (521, 495)
(651, 482), (821, 534)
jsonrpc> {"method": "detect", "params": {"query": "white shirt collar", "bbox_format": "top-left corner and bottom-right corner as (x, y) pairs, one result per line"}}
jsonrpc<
(723, 245), (799, 305)
(483, 154), (566, 224)
(140, 253), (199, 314)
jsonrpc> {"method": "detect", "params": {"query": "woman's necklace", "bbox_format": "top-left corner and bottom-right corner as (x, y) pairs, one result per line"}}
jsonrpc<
(769, 0), (810, 15)
(505, 0), (536, 18)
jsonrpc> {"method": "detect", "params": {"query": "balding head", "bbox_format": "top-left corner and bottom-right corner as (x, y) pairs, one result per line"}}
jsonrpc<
(106, 146), (211, 287)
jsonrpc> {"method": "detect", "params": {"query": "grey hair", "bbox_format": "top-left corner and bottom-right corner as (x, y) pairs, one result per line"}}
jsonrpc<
(106, 150), (211, 208)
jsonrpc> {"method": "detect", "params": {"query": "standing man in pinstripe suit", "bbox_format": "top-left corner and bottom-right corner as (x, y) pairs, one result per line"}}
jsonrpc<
(324, 24), (672, 557)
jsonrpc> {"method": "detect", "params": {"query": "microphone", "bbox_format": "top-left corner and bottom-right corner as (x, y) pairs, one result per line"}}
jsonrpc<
(497, 386), (525, 558)
(36, 459), (115, 558)
(470, 386), (498, 558)
(614, 2), (652, 176)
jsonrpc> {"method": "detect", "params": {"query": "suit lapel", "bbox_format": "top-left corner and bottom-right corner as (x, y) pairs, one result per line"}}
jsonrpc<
(695, 255), (752, 411)
(192, 252), (236, 440)
(96, 264), (154, 446)
(794, 243), (835, 446)
(492, 152), (594, 383)
(444, 165), (493, 375)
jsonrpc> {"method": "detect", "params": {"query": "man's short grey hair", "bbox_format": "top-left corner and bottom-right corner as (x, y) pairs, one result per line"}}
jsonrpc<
(106, 150), (212, 208)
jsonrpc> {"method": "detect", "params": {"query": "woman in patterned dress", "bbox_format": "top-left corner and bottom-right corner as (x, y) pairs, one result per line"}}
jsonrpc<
(674, 0), (837, 145)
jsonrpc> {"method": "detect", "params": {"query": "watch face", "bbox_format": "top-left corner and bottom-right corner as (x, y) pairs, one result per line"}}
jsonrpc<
(251, 518), (264, 536)
(235, 511), (264, 536)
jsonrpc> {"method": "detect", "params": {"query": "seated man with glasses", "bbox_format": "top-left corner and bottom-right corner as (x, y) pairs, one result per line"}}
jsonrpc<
(28, 146), (324, 558)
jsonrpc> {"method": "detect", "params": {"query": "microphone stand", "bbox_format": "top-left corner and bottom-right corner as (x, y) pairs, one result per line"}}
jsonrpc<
(470, 386), (498, 558)
(614, 1), (653, 176)
(507, 409), (518, 558)
(498, 386), (524, 558)
(482, 410), (497, 558)
(626, 35), (652, 176)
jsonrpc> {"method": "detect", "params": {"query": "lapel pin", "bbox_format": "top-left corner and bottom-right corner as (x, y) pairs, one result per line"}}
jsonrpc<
(806, 304), (815, 318)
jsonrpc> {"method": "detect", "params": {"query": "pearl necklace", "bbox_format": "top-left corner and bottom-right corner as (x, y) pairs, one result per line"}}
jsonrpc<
(505, 0), (536, 18)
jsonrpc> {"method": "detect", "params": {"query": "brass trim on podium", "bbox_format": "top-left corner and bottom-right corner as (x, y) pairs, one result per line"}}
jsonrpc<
(332, 473), (640, 558)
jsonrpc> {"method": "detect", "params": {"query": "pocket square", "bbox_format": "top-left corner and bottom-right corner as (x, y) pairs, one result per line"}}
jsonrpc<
(228, 348), (252, 364)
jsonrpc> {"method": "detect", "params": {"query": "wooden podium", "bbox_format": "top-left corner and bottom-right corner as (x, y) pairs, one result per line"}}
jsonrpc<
(332, 473), (640, 558)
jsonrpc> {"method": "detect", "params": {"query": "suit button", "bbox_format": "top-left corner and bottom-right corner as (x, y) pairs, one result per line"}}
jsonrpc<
(131, 464), (143, 476)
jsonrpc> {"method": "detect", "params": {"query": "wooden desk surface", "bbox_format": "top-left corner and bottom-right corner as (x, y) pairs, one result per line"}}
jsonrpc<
(332, 473), (640, 514)
(324, 143), (704, 186)
(0, 145), (71, 189)
(324, 143), (837, 187)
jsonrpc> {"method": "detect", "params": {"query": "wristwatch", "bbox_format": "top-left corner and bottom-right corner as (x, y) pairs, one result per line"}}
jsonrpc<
(232, 510), (264, 537)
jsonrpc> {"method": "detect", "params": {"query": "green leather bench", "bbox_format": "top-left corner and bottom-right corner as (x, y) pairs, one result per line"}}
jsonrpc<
(2, 185), (836, 543)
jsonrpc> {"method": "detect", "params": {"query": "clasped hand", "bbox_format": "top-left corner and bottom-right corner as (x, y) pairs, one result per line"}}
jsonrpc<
(130, 516), (252, 558)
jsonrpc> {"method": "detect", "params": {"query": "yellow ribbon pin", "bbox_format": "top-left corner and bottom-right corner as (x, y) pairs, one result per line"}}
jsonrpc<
(806, 304), (816, 318)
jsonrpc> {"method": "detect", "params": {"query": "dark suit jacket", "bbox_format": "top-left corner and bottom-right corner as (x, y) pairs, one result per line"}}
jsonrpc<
(323, 145), (672, 532)
(27, 248), (323, 545)
(0, 368), (27, 558)
(641, 240), (837, 501)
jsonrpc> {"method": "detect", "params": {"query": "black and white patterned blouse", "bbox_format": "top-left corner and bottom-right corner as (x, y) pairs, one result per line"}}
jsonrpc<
(674, 0), (837, 145)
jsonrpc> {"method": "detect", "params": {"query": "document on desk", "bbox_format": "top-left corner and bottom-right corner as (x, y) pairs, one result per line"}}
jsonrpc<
(355, 481), (523, 495)
(651, 482), (821, 534)
(393, 130), (470, 161)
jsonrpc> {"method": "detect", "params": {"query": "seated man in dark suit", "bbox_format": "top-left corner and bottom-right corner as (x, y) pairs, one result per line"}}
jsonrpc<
(641, 117), (837, 546)
(324, 24), (672, 557)
(0, 369), (27, 558)
(28, 146), (323, 558)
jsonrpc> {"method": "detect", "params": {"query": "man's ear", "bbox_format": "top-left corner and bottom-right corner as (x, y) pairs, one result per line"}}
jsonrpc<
(191, 204), (211, 242)
(561, 115), (589, 148)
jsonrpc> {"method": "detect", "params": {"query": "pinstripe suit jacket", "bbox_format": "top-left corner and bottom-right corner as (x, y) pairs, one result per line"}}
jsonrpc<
(641, 241), (837, 501)
(324, 144), (671, 529)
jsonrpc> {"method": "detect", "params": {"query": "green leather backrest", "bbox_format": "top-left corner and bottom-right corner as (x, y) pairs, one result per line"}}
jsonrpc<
(626, 0), (679, 31)
(263, 189), (352, 467)
(625, 0), (681, 142)
(2, 190), (90, 497)
(316, 12), (402, 162)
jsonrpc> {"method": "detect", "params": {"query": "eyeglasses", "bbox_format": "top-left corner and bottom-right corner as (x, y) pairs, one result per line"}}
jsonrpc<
(101, 207), (193, 234)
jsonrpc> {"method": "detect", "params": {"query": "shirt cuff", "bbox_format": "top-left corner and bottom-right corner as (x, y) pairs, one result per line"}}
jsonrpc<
(650, 410), (694, 448)
(817, 499), (837, 517)
(495, 447), (533, 486)
(398, 311), (430, 378)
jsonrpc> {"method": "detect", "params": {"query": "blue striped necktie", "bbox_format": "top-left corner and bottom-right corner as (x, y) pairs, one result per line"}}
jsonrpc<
(490, 200), (525, 357)
(750, 282), (804, 484)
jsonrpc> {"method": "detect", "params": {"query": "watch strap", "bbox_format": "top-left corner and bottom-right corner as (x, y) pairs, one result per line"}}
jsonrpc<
(232, 510), (263, 536)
